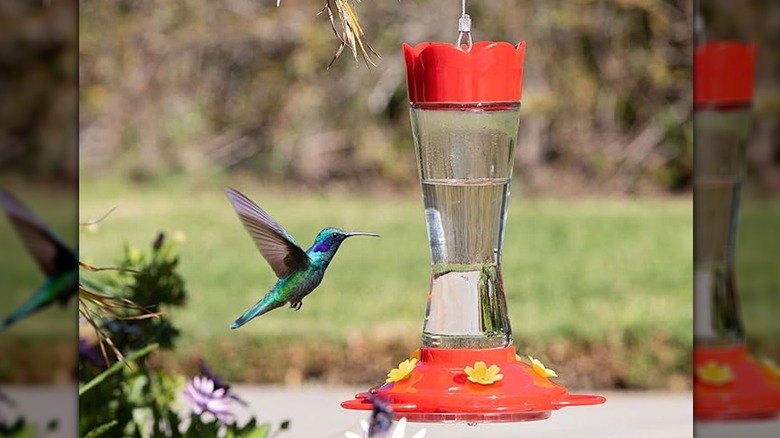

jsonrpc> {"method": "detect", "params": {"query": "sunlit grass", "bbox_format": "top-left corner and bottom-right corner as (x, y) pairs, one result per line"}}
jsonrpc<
(736, 198), (780, 350)
(79, 176), (693, 359)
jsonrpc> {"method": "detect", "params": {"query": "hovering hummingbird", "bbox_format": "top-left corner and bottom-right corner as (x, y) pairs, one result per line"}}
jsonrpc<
(224, 188), (378, 329)
(0, 190), (78, 329)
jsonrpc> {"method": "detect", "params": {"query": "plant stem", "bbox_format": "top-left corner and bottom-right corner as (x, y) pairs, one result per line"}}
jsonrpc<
(79, 343), (159, 396)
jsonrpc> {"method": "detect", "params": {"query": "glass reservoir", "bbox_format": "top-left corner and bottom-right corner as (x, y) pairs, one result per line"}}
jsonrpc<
(693, 107), (750, 346)
(692, 40), (780, 421)
(412, 102), (519, 349)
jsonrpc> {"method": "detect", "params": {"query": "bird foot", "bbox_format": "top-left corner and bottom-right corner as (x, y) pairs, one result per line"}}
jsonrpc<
(291, 301), (303, 311)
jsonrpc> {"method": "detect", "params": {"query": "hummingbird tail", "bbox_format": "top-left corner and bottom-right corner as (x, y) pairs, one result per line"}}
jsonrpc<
(1, 275), (77, 330)
(230, 294), (284, 329)
(0, 300), (42, 330)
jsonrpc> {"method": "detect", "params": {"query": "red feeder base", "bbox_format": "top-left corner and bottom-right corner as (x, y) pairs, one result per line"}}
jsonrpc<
(694, 345), (780, 421)
(341, 345), (605, 423)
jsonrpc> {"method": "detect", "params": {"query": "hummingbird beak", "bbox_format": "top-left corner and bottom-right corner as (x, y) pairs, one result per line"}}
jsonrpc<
(346, 232), (380, 238)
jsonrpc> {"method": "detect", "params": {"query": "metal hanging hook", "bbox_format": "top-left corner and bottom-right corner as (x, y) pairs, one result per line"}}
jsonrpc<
(694, 0), (706, 44)
(456, 0), (473, 52)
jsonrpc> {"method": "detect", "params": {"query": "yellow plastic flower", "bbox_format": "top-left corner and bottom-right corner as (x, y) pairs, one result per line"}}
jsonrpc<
(464, 361), (503, 385)
(410, 349), (421, 361)
(386, 358), (418, 383)
(760, 358), (780, 380)
(696, 360), (734, 386)
(515, 354), (522, 363)
(528, 356), (558, 378)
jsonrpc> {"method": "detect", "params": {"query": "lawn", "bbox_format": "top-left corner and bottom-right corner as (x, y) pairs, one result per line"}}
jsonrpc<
(5, 176), (776, 390)
(77, 175), (693, 389)
(735, 197), (780, 354)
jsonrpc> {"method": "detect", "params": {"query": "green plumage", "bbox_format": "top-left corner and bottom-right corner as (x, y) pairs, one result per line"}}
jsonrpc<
(224, 188), (378, 329)
(0, 190), (78, 329)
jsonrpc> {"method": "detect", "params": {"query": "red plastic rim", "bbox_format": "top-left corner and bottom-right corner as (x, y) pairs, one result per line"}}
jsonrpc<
(694, 41), (757, 107)
(341, 345), (605, 423)
(403, 41), (526, 104)
(694, 344), (780, 421)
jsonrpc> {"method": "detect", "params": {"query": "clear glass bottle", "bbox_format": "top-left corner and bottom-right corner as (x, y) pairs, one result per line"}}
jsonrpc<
(411, 102), (520, 349)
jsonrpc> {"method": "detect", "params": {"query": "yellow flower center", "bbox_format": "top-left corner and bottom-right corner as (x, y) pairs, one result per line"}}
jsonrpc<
(464, 361), (503, 385)
(696, 361), (734, 386)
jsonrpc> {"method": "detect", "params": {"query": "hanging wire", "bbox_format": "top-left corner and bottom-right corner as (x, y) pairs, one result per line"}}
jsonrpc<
(456, 0), (473, 51)
(694, 0), (706, 44)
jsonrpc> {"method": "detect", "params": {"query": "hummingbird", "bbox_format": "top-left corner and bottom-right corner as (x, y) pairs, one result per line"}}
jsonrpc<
(0, 190), (78, 329)
(224, 187), (378, 329)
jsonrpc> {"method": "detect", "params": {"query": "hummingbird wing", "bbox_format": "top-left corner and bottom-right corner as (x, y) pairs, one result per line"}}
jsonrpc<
(0, 190), (76, 277)
(224, 188), (310, 278)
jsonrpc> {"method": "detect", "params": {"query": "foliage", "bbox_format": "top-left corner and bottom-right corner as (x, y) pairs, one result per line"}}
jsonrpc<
(105, 236), (188, 351)
(77, 0), (696, 194)
(0, 1), (77, 181)
(79, 234), (288, 437)
(0, 418), (38, 438)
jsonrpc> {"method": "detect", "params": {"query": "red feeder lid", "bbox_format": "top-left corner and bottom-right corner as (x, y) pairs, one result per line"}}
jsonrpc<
(403, 41), (526, 104)
(694, 41), (757, 108)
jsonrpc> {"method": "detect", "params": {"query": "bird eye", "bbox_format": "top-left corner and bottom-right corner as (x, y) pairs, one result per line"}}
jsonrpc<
(331, 232), (338, 238)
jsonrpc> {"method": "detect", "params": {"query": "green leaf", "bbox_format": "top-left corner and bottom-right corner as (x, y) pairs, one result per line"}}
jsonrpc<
(79, 343), (160, 396)
(0, 421), (36, 438)
(244, 422), (270, 438)
(83, 420), (118, 438)
(167, 410), (183, 438)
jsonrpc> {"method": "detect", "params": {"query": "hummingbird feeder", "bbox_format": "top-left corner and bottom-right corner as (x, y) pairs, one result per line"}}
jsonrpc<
(693, 40), (780, 421)
(342, 7), (604, 423)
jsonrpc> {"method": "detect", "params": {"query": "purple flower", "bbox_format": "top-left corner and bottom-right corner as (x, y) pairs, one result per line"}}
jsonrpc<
(0, 387), (15, 424)
(183, 376), (235, 424)
(368, 394), (392, 437)
(198, 360), (247, 406)
(0, 387), (14, 408)
(78, 338), (104, 368)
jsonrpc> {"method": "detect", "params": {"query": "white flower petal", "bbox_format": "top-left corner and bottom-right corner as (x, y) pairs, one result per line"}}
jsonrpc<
(390, 417), (407, 438)
(359, 420), (369, 433)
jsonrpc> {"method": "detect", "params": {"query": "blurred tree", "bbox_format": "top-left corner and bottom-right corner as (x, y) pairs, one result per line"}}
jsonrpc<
(79, 0), (695, 194)
(0, 0), (77, 181)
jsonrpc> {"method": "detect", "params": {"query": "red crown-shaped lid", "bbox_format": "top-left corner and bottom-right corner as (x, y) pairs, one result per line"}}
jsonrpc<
(403, 41), (526, 104)
(694, 41), (757, 107)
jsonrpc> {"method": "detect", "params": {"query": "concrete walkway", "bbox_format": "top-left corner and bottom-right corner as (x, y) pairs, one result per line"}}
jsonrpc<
(231, 387), (694, 438)
(7, 385), (780, 437)
(2, 385), (76, 438)
(696, 419), (780, 438)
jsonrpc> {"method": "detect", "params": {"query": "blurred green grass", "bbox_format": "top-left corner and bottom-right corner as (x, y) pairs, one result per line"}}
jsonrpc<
(79, 177), (692, 368)
(736, 198), (780, 352)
